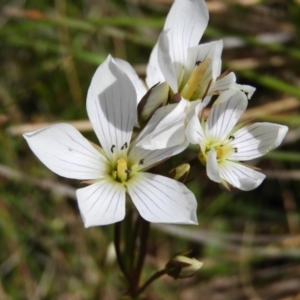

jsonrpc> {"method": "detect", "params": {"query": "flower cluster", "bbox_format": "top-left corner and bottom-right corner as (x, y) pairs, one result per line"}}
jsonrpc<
(24, 0), (288, 227)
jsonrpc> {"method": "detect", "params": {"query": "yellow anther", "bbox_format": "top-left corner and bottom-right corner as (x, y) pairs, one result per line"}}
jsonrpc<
(180, 58), (211, 100)
(117, 158), (128, 183)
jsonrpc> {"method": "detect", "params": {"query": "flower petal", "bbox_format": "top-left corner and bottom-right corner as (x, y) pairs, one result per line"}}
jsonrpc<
(164, 0), (209, 81)
(206, 90), (248, 141)
(86, 55), (137, 159)
(228, 123), (288, 161)
(206, 148), (221, 183)
(208, 72), (236, 95)
(182, 40), (223, 90)
(135, 99), (189, 149)
(219, 161), (266, 191)
(128, 140), (188, 172)
(146, 43), (165, 89)
(186, 102), (205, 145)
(76, 179), (126, 227)
(157, 31), (178, 92)
(140, 81), (169, 121)
(209, 72), (256, 99)
(23, 124), (108, 180)
(114, 58), (147, 103)
(231, 83), (256, 99)
(127, 173), (198, 224)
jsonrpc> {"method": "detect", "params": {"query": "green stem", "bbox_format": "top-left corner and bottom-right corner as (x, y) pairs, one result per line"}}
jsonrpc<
(134, 269), (167, 298)
(130, 214), (142, 272)
(114, 221), (133, 291)
(133, 218), (150, 290)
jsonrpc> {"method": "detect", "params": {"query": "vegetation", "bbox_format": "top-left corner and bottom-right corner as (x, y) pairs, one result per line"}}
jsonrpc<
(1, 0), (300, 298)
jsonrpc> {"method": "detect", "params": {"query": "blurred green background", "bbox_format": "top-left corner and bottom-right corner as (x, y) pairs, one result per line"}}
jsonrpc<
(1, 0), (300, 299)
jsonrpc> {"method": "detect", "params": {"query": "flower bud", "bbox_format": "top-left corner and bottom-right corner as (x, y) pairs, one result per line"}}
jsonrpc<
(138, 82), (169, 122)
(169, 163), (190, 182)
(165, 255), (203, 279)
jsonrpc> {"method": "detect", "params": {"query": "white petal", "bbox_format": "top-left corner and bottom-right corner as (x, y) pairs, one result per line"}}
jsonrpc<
(206, 90), (248, 141)
(114, 58), (147, 103)
(219, 161), (266, 191)
(127, 173), (198, 224)
(208, 72), (236, 95)
(209, 72), (256, 99)
(183, 40), (223, 88)
(86, 55), (137, 159)
(23, 124), (108, 180)
(136, 99), (189, 150)
(228, 123), (288, 161)
(206, 148), (221, 183)
(201, 95), (213, 107)
(231, 83), (256, 99)
(164, 0), (209, 80)
(128, 140), (188, 172)
(157, 31), (178, 92)
(146, 43), (165, 89)
(140, 81), (169, 121)
(76, 179), (126, 227)
(186, 102), (205, 145)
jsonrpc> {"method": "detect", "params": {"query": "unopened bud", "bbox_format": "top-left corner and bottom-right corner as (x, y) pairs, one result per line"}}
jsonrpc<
(169, 163), (190, 182)
(104, 242), (117, 266)
(165, 255), (203, 279)
(139, 82), (169, 122)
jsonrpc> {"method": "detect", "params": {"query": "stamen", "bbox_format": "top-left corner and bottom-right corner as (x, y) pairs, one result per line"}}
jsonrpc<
(111, 145), (116, 153)
(234, 148), (238, 153)
(195, 60), (202, 66)
(121, 142), (128, 150)
(216, 147), (223, 158)
(180, 58), (211, 100)
(139, 159), (144, 165)
(229, 135), (235, 141)
(117, 158), (128, 183)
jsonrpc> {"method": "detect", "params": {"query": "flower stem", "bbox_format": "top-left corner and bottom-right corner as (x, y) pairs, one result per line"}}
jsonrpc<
(130, 213), (142, 272)
(134, 269), (167, 297)
(133, 218), (150, 290)
(114, 221), (133, 291)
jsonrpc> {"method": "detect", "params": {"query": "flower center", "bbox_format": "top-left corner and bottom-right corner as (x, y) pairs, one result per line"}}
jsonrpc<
(198, 136), (237, 165)
(110, 142), (144, 183)
(180, 58), (211, 101)
(116, 157), (129, 183)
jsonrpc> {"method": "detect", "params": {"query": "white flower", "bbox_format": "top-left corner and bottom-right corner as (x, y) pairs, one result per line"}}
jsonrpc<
(24, 55), (198, 227)
(137, 0), (255, 151)
(136, 98), (206, 150)
(146, 0), (255, 103)
(186, 90), (288, 191)
(114, 56), (170, 123)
